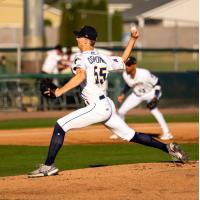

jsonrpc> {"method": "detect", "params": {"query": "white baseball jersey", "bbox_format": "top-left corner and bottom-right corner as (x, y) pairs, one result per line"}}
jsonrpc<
(42, 50), (62, 74)
(57, 50), (135, 141)
(123, 68), (158, 97)
(71, 50), (125, 104)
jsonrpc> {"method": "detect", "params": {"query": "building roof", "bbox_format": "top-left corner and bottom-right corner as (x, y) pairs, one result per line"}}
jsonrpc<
(107, 0), (174, 22)
(140, 0), (198, 25)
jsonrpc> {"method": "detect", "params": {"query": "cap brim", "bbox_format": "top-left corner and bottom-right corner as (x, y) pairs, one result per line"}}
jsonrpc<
(73, 31), (86, 38)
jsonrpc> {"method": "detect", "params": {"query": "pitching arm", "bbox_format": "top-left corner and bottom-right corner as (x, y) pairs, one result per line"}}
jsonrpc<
(121, 27), (139, 63)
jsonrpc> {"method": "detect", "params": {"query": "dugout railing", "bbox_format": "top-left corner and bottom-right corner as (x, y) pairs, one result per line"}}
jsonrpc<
(0, 71), (198, 111)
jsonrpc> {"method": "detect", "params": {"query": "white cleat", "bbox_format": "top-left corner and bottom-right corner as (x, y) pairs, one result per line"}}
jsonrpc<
(167, 142), (188, 163)
(109, 134), (119, 140)
(160, 133), (174, 140)
(28, 164), (59, 178)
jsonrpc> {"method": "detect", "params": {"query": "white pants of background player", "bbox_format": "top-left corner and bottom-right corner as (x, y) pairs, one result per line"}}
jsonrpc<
(118, 89), (170, 136)
(57, 97), (135, 141)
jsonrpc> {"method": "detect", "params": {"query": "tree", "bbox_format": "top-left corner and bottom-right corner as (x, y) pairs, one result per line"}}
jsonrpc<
(59, 0), (123, 45)
(112, 11), (123, 41)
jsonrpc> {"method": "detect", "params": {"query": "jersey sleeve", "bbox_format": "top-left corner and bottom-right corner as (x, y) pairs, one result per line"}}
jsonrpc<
(108, 56), (125, 71)
(71, 54), (86, 74)
(146, 70), (158, 86)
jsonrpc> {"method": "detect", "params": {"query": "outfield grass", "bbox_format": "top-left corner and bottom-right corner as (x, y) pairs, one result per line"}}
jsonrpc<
(140, 52), (198, 72)
(114, 52), (198, 72)
(126, 113), (198, 123)
(0, 144), (198, 177)
(0, 113), (198, 130)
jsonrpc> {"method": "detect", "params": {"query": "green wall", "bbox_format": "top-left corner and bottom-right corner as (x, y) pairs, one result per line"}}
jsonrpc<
(108, 71), (199, 108)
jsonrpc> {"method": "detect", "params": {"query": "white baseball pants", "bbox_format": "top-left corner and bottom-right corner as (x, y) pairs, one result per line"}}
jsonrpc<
(57, 97), (135, 141)
(118, 90), (170, 134)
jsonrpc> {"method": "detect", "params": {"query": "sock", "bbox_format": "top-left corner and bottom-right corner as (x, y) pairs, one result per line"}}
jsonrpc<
(130, 132), (168, 153)
(45, 123), (65, 166)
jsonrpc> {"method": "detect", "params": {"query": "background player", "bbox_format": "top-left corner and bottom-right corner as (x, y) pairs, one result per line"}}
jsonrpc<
(110, 56), (173, 140)
(28, 25), (187, 177)
(41, 44), (63, 86)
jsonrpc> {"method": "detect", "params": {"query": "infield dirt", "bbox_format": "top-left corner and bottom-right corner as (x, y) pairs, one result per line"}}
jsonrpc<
(0, 108), (198, 200)
(0, 162), (198, 200)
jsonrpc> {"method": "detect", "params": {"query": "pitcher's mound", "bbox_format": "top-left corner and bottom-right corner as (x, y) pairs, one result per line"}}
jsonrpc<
(0, 161), (198, 200)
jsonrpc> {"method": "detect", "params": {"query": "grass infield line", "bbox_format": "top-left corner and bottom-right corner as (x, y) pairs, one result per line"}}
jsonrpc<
(0, 113), (198, 130)
(0, 143), (198, 177)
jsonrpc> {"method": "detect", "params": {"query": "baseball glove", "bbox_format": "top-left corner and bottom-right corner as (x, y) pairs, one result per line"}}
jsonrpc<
(146, 97), (159, 110)
(40, 78), (57, 99)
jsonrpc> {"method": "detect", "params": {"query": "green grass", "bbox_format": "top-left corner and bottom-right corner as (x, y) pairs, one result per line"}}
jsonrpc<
(126, 113), (198, 123)
(138, 52), (198, 72)
(0, 113), (198, 130)
(0, 143), (198, 177)
(0, 118), (56, 130)
(114, 51), (198, 72)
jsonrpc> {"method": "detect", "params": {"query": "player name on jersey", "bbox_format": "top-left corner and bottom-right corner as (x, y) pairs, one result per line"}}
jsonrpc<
(88, 56), (106, 64)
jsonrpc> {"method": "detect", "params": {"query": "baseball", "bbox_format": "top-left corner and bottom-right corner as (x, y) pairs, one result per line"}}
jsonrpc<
(131, 26), (137, 33)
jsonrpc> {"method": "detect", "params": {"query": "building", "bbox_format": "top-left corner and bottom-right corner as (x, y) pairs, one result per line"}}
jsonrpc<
(0, 0), (198, 48)
(0, 0), (61, 46)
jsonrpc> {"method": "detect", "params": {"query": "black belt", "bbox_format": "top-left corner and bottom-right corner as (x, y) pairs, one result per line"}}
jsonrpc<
(99, 95), (105, 100)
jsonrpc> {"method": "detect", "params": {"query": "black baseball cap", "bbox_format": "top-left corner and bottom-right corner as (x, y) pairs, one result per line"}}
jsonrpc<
(73, 25), (97, 41)
(125, 56), (137, 66)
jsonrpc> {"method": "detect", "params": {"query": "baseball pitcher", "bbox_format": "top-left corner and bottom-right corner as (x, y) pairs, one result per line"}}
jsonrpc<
(28, 25), (187, 178)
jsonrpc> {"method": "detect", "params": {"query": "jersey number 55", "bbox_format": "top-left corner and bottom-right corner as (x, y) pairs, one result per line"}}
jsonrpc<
(94, 66), (107, 85)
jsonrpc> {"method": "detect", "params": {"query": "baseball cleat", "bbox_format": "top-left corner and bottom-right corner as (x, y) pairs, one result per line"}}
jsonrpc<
(160, 133), (174, 140)
(167, 142), (188, 163)
(109, 134), (119, 140)
(28, 164), (59, 178)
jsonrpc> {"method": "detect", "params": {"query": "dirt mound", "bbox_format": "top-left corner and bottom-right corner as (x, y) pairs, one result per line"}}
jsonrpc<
(0, 162), (198, 200)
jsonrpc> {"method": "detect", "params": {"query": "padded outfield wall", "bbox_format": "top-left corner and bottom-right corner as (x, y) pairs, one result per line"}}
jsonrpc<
(0, 71), (198, 111)
(108, 71), (199, 108)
